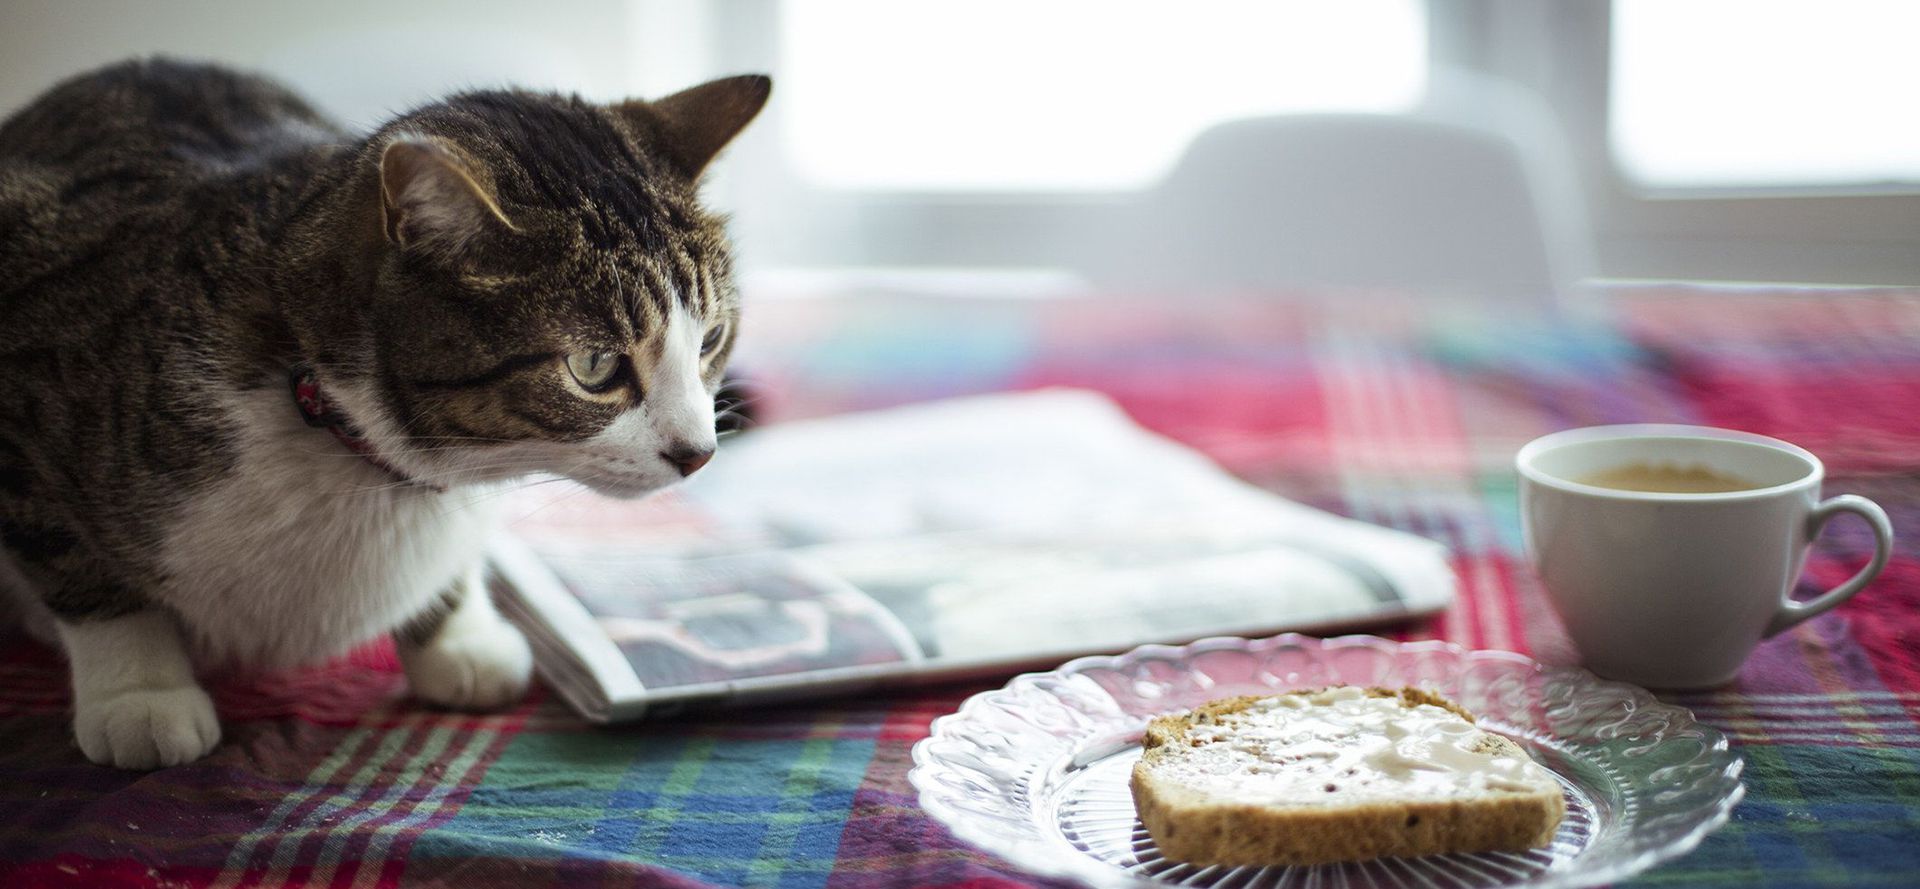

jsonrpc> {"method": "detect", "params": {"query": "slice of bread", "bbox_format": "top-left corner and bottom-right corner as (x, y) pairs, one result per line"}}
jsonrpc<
(1130, 686), (1564, 867)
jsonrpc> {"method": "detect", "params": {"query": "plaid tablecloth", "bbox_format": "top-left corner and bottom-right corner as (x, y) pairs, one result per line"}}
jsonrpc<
(3, 284), (1918, 888)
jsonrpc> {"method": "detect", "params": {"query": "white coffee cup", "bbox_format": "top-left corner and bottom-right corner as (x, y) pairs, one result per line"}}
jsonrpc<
(1517, 424), (1893, 689)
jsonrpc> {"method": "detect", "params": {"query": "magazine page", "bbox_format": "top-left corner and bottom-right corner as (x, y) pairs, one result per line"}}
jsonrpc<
(672, 390), (1452, 606)
(797, 529), (1409, 662)
(496, 389), (1455, 720)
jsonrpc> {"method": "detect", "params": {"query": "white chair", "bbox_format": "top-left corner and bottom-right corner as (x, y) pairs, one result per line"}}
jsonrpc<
(1079, 72), (1594, 307)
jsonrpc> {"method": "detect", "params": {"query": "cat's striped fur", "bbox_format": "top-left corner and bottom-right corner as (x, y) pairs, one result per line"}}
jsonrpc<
(0, 59), (769, 767)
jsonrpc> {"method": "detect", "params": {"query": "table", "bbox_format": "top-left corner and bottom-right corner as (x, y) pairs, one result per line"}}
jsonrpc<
(3, 284), (1917, 888)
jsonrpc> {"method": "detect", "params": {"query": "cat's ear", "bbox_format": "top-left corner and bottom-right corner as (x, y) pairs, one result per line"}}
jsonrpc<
(617, 75), (771, 180)
(378, 137), (515, 253)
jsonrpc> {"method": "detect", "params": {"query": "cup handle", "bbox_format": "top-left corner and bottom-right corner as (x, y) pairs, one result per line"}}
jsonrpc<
(1765, 494), (1894, 637)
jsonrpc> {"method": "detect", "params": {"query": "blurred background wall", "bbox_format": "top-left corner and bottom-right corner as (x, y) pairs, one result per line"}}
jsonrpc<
(5, 0), (1919, 291)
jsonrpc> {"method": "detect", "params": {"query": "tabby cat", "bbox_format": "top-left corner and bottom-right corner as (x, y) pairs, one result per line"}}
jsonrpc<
(0, 59), (769, 768)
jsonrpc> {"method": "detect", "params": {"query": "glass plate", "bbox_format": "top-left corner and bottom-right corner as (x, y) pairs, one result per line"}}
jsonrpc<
(910, 634), (1745, 889)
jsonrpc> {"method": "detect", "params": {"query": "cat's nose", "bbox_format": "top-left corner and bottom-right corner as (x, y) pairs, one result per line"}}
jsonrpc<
(662, 445), (714, 477)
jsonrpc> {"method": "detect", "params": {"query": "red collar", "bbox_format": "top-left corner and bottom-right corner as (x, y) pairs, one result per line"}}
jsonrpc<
(289, 363), (442, 491)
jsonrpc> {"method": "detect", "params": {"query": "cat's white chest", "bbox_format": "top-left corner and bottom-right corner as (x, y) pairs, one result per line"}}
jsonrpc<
(157, 389), (498, 668)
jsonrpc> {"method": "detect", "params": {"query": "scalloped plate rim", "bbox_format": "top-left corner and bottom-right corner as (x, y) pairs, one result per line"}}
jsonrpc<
(909, 632), (1747, 889)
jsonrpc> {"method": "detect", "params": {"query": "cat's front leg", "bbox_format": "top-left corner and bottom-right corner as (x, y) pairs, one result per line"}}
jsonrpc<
(396, 566), (532, 710)
(59, 610), (221, 769)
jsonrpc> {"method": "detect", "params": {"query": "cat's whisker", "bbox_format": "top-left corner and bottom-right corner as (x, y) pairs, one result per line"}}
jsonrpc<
(500, 463), (606, 521)
(441, 474), (581, 510)
(301, 446), (503, 458)
(409, 461), (556, 483)
(314, 457), (560, 496)
(395, 434), (537, 445)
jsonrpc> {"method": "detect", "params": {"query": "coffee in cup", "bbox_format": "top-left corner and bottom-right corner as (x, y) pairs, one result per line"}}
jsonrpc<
(1517, 425), (1892, 689)
(1574, 462), (1757, 494)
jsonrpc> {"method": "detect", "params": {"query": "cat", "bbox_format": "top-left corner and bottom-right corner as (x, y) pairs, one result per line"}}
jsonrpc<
(0, 58), (769, 768)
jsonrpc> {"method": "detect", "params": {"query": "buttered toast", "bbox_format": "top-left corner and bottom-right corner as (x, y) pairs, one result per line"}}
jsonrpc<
(1130, 687), (1564, 866)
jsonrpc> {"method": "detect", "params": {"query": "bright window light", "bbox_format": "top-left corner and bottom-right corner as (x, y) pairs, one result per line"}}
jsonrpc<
(1612, 0), (1920, 189)
(780, 0), (1427, 191)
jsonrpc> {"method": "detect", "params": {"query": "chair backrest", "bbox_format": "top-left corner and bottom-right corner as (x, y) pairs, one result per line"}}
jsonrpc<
(1079, 77), (1592, 306)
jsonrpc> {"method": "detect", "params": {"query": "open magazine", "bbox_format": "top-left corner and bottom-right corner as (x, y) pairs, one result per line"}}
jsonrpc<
(491, 390), (1455, 722)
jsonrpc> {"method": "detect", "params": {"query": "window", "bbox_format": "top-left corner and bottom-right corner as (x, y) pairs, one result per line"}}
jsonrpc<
(779, 0), (1426, 191)
(1611, 0), (1920, 190)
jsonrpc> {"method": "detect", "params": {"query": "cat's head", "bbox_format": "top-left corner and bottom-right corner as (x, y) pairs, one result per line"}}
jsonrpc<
(321, 76), (769, 497)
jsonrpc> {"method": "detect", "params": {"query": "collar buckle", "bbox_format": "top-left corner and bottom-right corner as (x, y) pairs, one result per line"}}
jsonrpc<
(288, 362), (442, 492)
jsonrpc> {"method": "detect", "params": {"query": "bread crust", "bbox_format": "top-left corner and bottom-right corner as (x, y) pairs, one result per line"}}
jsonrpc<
(1130, 687), (1565, 867)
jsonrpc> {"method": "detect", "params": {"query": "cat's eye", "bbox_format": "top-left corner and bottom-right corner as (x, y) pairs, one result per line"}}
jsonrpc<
(566, 351), (621, 391)
(701, 323), (728, 356)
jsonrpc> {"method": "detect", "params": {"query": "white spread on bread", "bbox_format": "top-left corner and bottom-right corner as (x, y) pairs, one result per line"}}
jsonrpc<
(1165, 687), (1554, 803)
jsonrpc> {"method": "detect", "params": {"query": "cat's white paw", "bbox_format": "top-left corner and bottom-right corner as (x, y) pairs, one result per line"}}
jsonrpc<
(402, 615), (532, 711)
(73, 685), (221, 770)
